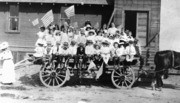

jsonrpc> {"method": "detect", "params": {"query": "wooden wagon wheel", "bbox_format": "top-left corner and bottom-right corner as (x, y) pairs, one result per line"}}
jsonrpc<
(39, 62), (68, 88)
(111, 66), (135, 89)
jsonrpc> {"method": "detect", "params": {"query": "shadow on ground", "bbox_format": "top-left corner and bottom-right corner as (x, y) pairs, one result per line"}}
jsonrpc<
(19, 73), (44, 87)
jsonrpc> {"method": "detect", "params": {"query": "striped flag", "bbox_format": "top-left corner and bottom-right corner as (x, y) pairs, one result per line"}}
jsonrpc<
(41, 10), (54, 27)
(32, 18), (39, 26)
(64, 5), (75, 18)
(96, 63), (104, 80)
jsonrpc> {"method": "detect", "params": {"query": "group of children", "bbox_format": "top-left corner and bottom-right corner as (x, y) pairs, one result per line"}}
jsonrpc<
(33, 21), (141, 64)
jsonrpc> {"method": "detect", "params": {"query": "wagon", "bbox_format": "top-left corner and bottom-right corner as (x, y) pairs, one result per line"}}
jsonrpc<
(37, 54), (140, 89)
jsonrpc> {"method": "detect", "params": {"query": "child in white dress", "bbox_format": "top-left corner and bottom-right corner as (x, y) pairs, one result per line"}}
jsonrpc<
(0, 42), (15, 84)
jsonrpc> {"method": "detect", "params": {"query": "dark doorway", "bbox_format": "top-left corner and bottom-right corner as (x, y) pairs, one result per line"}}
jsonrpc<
(125, 11), (137, 38)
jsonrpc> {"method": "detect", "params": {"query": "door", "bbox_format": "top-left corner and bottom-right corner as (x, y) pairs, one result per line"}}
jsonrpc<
(136, 12), (148, 47)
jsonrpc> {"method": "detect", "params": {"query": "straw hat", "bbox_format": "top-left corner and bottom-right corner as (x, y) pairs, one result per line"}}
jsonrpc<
(88, 29), (95, 35)
(62, 42), (69, 47)
(102, 40), (110, 45)
(85, 24), (92, 31)
(86, 40), (93, 45)
(78, 43), (85, 47)
(129, 40), (134, 44)
(119, 42), (125, 45)
(0, 42), (9, 50)
(113, 42), (119, 46)
(94, 43), (101, 49)
(70, 40), (76, 46)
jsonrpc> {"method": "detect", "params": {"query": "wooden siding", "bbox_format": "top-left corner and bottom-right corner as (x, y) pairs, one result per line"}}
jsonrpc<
(114, 0), (161, 47)
(0, 0), (113, 5)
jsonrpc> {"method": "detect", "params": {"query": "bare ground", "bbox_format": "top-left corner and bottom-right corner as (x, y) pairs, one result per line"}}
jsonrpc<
(0, 65), (180, 103)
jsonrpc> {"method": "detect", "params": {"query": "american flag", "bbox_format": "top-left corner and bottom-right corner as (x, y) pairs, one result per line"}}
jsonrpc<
(32, 18), (39, 26)
(64, 5), (75, 18)
(41, 10), (54, 27)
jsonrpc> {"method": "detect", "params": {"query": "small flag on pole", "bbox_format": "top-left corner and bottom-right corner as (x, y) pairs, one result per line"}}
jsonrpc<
(64, 5), (75, 18)
(96, 63), (104, 80)
(32, 18), (39, 26)
(87, 61), (96, 72)
(102, 55), (110, 64)
(41, 10), (54, 27)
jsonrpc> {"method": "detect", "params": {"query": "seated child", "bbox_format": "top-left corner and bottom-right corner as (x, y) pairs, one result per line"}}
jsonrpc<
(76, 43), (86, 67)
(85, 40), (95, 56)
(125, 40), (136, 62)
(93, 43), (101, 56)
(59, 42), (70, 63)
(34, 42), (45, 58)
(101, 40), (111, 64)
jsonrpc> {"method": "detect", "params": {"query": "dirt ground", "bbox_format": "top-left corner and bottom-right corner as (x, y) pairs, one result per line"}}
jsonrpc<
(1, 65), (180, 103)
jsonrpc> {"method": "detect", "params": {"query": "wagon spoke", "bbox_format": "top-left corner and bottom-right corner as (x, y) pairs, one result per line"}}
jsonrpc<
(122, 81), (124, 87)
(124, 81), (128, 87)
(52, 78), (55, 86)
(114, 79), (119, 82)
(48, 78), (52, 85)
(44, 77), (50, 82)
(125, 78), (132, 84)
(56, 76), (63, 82)
(42, 74), (50, 78)
(57, 74), (66, 78)
(117, 81), (121, 86)
(115, 71), (121, 76)
(113, 75), (120, 78)
(126, 76), (133, 81)
(126, 72), (132, 76)
(55, 78), (60, 85)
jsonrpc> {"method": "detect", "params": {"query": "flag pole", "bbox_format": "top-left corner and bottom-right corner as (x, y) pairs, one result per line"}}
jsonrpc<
(107, 8), (116, 28)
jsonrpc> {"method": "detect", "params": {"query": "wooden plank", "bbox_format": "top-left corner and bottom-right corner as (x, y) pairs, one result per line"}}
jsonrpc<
(138, 19), (148, 24)
(137, 4), (144, 10)
(143, 0), (151, 5)
(137, 26), (147, 31)
(138, 18), (148, 23)
(151, 0), (160, 5)
(107, 8), (116, 28)
(136, 12), (148, 47)
(137, 29), (147, 32)
(138, 38), (146, 46)
(143, 4), (151, 9)
(0, 0), (111, 5)
(133, 0), (138, 4)
(137, 0), (144, 5)
(137, 32), (147, 37)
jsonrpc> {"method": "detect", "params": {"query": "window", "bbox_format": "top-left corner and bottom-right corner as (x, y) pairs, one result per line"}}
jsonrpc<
(7, 5), (20, 33)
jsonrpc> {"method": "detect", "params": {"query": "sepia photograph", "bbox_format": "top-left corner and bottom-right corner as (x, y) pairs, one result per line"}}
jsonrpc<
(0, 0), (180, 103)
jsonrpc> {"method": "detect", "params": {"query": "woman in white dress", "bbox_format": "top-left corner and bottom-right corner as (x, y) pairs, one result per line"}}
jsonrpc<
(0, 42), (15, 84)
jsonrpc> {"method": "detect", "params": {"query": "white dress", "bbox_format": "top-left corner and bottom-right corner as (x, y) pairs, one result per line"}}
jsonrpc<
(0, 50), (15, 83)
(101, 47), (111, 64)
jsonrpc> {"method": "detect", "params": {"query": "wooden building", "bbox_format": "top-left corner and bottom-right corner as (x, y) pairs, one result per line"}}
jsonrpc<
(114, 0), (161, 66)
(114, 0), (161, 48)
(0, 0), (161, 63)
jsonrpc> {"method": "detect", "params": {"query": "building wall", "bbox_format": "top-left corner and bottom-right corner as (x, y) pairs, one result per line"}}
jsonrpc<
(114, 0), (161, 46)
(0, 3), (113, 63)
(160, 0), (180, 51)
